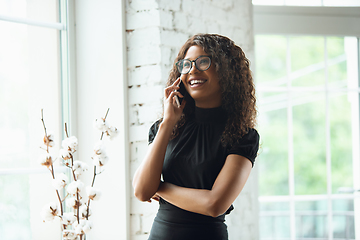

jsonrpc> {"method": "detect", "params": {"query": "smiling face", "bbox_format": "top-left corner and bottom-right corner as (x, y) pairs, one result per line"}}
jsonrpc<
(181, 45), (222, 108)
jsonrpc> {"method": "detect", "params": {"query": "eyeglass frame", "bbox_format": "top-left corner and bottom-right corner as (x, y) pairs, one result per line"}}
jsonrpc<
(175, 55), (212, 74)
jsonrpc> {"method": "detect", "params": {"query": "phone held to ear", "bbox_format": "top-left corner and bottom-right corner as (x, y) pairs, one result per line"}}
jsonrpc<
(174, 79), (188, 107)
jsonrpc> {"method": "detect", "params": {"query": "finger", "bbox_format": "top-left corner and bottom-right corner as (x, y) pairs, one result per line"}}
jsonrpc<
(172, 77), (181, 87)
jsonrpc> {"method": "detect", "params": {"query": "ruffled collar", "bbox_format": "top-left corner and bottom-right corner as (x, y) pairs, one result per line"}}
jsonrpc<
(193, 106), (227, 124)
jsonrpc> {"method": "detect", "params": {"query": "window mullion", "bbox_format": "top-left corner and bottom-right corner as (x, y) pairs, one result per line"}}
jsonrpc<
(287, 35), (296, 240)
(324, 36), (334, 240)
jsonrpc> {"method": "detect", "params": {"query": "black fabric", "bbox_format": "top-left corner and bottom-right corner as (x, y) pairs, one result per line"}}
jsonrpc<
(147, 106), (259, 240)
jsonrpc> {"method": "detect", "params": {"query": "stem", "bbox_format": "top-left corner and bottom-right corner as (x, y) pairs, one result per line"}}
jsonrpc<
(100, 108), (110, 141)
(50, 165), (64, 215)
(91, 166), (97, 187)
(86, 166), (97, 220)
(76, 191), (80, 224)
(65, 122), (69, 138)
(41, 109), (49, 153)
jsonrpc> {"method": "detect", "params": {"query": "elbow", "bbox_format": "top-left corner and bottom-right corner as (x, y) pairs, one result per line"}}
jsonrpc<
(206, 199), (229, 218)
(134, 190), (150, 202)
(133, 185), (150, 202)
(133, 183), (154, 202)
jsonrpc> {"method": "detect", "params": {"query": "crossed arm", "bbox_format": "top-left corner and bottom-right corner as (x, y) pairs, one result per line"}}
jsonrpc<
(133, 130), (252, 218)
(154, 154), (252, 217)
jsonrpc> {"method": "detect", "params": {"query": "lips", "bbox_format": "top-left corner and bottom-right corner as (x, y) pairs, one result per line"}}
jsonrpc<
(188, 78), (207, 87)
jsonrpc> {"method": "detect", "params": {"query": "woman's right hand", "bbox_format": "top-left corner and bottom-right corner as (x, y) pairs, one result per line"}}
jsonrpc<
(162, 77), (186, 126)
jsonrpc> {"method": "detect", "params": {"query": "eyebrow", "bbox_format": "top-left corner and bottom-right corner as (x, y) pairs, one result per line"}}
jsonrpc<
(183, 55), (210, 60)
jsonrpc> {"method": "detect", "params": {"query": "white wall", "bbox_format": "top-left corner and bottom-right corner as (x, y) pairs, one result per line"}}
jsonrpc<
(74, 0), (129, 239)
(126, 0), (258, 239)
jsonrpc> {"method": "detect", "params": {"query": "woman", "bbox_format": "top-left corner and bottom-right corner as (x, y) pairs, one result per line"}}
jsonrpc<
(132, 33), (259, 240)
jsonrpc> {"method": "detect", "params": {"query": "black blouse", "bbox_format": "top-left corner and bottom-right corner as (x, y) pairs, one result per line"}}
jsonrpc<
(148, 106), (259, 224)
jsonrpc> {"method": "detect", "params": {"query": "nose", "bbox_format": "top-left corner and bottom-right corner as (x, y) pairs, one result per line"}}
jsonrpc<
(188, 61), (198, 74)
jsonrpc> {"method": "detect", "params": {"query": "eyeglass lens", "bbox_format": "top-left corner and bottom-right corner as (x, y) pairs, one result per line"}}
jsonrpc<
(177, 56), (211, 74)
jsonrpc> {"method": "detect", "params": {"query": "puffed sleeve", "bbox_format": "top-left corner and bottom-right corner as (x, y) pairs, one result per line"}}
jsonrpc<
(148, 120), (161, 145)
(227, 128), (260, 167)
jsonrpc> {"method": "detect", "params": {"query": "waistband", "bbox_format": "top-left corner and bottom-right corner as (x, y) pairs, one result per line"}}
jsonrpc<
(156, 199), (226, 225)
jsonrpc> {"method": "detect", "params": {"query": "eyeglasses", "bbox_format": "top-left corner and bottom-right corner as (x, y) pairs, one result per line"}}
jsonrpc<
(175, 55), (212, 74)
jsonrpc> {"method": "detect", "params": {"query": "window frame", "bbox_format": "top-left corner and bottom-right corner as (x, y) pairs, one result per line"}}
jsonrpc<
(254, 5), (360, 240)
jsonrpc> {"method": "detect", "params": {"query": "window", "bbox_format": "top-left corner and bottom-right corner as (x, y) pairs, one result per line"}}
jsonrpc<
(0, 0), (70, 239)
(254, 4), (360, 240)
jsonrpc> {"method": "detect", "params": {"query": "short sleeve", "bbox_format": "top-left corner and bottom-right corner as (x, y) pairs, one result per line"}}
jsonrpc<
(148, 120), (161, 145)
(227, 128), (260, 167)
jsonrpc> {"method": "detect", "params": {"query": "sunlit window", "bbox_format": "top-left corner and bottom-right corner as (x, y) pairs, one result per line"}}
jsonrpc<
(255, 34), (359, 239)
(0, 0), (68, 239)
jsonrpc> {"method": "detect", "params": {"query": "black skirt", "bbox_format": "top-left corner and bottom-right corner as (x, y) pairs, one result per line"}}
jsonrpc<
(148, 200), (228, 240)
(148, 218), (228, 240)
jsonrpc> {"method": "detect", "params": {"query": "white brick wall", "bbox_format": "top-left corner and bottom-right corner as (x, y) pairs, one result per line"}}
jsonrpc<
(126, 0), (258, 239)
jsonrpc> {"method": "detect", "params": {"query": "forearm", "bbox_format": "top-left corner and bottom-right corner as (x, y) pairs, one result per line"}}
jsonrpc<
(156, 156), (252, 217)
(132, 122), (174, 201)
(157, 182), (225, 217)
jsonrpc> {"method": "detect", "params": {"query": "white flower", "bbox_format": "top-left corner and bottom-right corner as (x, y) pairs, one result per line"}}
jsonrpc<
(93, 118), (108, 132)
(62, 212), (76, 225)
(59, 148), (71, 161)
(106, 126), (119, 139)
(62, 136), (78, 153)
(66, 196), (81, 209)
(82, 220), (93, 233)
(67, 180), (84, 196)
(86, 186), (101, 201)
(62, 230), (78, 240)
(93, 141), (106, 156)
(92, 155), (109, 167)
(79, 205), (92, 219)
(73, 160), (89, 177)
(74, 219), (93, 235)
(43, 132), (55, 147)
(52, 173), (68, 189)
(41, 202), (59, 222)
(39, 154), (53, 168)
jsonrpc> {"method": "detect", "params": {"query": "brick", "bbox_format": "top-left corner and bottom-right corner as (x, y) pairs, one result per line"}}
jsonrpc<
(138, 104), (163, 124)
(126, 0), (159, 12)
(126, 9), (160, 30)
(186, 15), (207, 35)
(173, 11), (189, 32)
(128, 85), (163, 105)
(126, 27), (161, 51)
(129, 124), (150, 142)
(182, 0), (204, 16)
(160, 29), (189, 48)
(127, 45), (162, 68)
(158, 0), (181, 11)
(159, 10), (173, 29)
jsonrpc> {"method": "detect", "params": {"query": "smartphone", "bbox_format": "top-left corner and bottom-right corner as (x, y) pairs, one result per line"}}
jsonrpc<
(175, 79), (188, 107)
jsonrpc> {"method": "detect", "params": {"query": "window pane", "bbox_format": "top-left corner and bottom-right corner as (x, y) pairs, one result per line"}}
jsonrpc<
(260, 214), (291, 239)
(290, 36), (325, 87)
(295, 201), (328, 238)
(0, 174), (31, 240)
(330, 93), (354, 193)
(0, 0), (58, 22)
(333, 199), (355, 239)
(258, 92), (289, 196)
(0, 20), (62, 239)
(293, 92), (327, 195)
(255, 35), (287, 87)
(328, 37), (348, 88)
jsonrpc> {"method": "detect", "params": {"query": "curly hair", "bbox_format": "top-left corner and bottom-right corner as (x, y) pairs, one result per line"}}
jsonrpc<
(164, 33), (257, 148)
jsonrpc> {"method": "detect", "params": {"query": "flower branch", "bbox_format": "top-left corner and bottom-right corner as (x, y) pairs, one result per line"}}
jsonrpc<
(39, 108), (118, 240)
